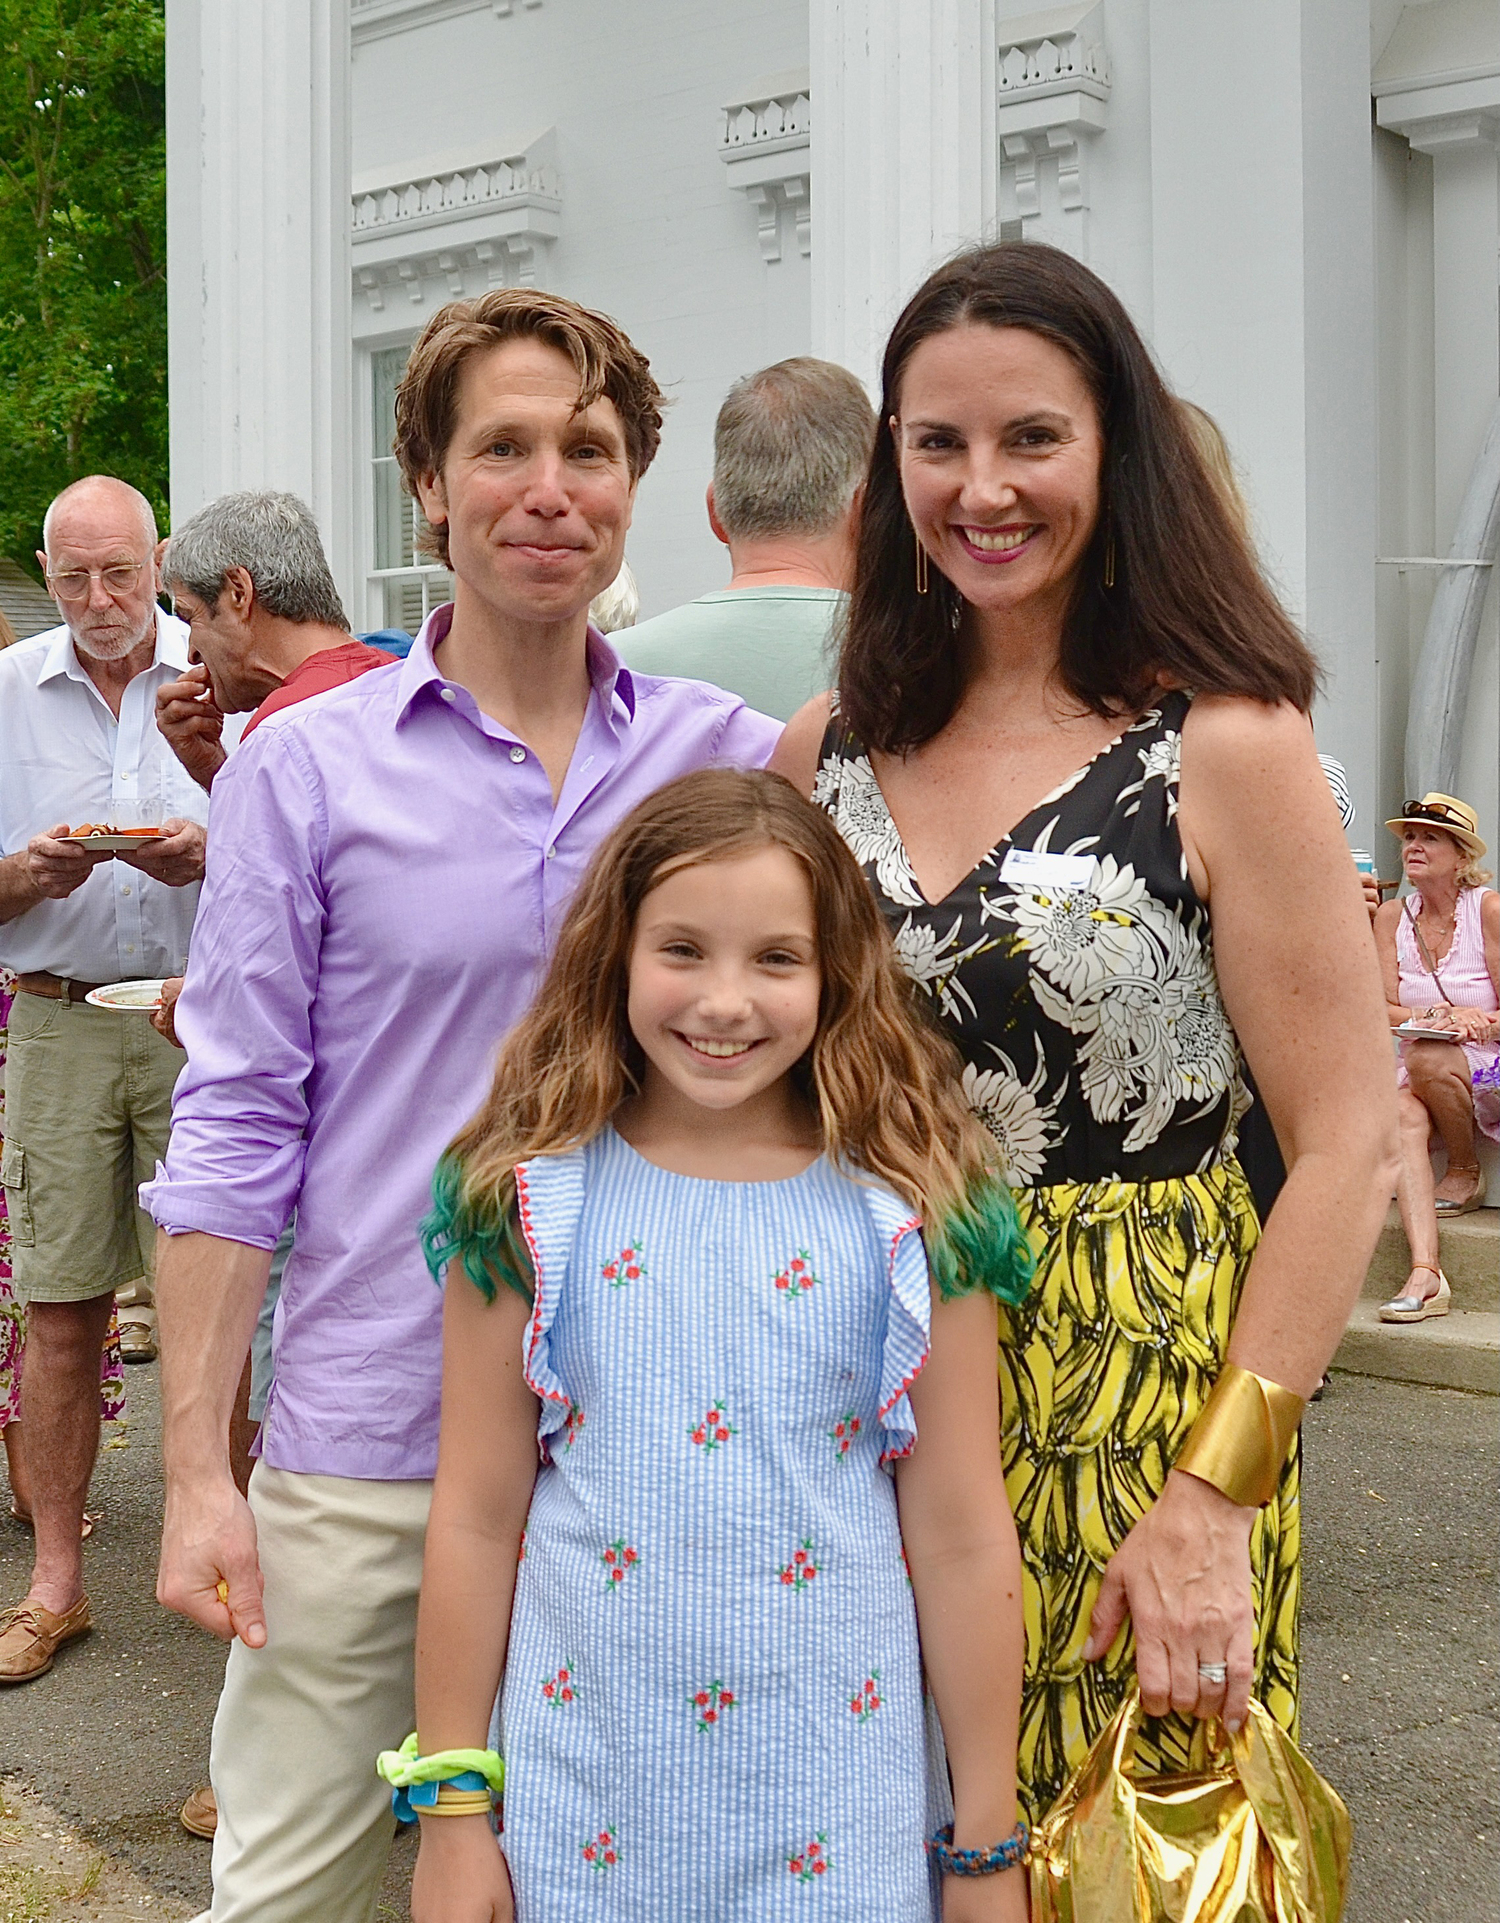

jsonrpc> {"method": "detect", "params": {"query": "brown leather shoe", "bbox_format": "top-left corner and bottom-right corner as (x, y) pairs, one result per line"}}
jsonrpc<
(0, 1595), (92, 1683)
(180, 1784), (218, 1838)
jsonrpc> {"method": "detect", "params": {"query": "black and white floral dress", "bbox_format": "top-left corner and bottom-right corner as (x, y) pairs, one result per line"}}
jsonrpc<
(813, 689), (1300, 1817)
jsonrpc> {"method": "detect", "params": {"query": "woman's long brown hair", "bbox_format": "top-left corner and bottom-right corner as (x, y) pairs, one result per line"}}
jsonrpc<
(426, 770), (1026, 1300)
(840, 241), (1320, 753)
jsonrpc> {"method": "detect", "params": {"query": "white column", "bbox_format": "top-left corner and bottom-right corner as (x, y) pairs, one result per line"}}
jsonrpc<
(166, 0), (355, 605)
(1146, 0), (1378, 821)
(810, 0), (992, 389)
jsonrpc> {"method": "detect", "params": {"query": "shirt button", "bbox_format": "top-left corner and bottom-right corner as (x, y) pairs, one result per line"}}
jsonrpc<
(545, 844), (556, 861)
(120, 885), (132, 897)
(440, 688), (456, 704)
(125, 944), (136, 955)
(509, 745), (526, 764)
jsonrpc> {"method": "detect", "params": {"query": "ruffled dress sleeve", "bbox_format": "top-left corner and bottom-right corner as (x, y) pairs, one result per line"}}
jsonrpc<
(512, 1149), (588, 1455)
(854, 1181), (933, 1466)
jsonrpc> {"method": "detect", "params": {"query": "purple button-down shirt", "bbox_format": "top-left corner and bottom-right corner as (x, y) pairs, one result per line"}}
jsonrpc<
(142, 610), (780, 1480)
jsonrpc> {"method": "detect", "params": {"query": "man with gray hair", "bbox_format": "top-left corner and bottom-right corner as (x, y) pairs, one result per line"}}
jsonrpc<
(155, 491), (394, 793)
(0, 475), (208, 1684)
(622, 357), (874, 719)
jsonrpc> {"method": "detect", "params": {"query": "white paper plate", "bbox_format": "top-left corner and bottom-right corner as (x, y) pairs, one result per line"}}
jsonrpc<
(84, 979), (168, 1012)
(59, 831), (168, 851)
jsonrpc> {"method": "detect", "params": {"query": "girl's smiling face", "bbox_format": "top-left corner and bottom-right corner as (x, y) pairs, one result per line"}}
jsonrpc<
(627, 846), (821, 1115)
(892, 321), (1103, 625)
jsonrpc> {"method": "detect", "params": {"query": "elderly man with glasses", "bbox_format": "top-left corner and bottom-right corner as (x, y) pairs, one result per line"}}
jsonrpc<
(0, 474), (210, 1685)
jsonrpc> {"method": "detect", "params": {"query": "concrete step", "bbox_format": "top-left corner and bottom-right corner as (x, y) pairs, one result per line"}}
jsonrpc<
(1332, 1302), (1500, 1395)
(1361, 1205), (1498, 1313)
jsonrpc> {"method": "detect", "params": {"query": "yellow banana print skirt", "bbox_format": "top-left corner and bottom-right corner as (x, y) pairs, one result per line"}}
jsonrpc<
(998, 1159), (1300, 1820)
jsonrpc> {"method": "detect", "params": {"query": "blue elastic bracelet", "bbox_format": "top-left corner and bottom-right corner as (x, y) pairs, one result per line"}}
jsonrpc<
(926, 1821), (1029, 1875)
(391, 1769), (490, 1826)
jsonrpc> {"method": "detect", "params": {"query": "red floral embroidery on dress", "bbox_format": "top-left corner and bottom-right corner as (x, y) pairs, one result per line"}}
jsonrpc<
(581, 1827), (618, 1871)
(787, 1834), (830, 1882)
(899, 1545), (912, 1588)
(772, 1249), (819, 1297)
(563, 1405), (586, 1450)
(848, 1670), (882, 1721)
(600, 1241), (645, 1288)
(777, 1539), (820, 1591)
(827, 1411), (862, 1460)
(688, 1679), (737, 1732)
(541, 1662), (577, 1707)
(689, 1400), (736, 1452)
(601, 1539), (640, 1590)
(517, 1529), (527, 1563)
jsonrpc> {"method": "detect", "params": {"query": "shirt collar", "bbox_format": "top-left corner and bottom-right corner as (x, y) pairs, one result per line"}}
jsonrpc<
(36, 607), (189, 686)
(396, 603), (637, 728)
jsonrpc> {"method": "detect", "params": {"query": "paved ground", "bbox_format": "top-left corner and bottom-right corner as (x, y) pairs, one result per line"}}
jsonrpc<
(0, 1363), (1493, 1921)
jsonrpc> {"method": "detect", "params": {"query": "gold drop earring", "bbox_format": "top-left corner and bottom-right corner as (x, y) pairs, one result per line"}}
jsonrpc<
(915, 532), (930, 596)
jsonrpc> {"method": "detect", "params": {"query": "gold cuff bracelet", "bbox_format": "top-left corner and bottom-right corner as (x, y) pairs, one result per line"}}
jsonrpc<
(1174, 1362), (1306, 1509)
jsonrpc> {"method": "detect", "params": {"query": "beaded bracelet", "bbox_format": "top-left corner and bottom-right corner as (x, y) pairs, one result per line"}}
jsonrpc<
(926, 1821), (1030, 1876)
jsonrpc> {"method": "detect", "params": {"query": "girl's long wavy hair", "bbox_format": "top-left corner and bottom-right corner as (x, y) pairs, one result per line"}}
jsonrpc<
(841, 241), (1321, 753)
(425, 769), (1029, 1304)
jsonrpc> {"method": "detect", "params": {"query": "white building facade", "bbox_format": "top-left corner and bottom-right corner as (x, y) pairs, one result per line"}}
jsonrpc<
(166, 0), (1498, 845)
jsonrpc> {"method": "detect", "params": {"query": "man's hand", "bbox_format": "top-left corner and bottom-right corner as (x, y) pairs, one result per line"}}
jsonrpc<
(158, 1472), (267, 1648)
(156, 666), (228, 792)
(151, 975), (186, 1047)
(25, 824), (114, 899)
(115, 818), (207, 888)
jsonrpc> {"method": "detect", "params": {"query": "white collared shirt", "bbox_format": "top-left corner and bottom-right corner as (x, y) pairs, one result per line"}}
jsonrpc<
(0, 610), (211, 981)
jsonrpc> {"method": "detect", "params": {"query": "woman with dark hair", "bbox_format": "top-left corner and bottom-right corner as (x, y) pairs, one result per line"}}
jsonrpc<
(774, 241), (1397, 1817)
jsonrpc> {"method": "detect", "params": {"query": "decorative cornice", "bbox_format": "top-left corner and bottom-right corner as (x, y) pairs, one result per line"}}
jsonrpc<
(719, 70), (811, 262)
(1375, 69), (1500, 153)
(351, 132), (560, 318)
(994, 3), (1110, 249)
(352, 0), (540, 45)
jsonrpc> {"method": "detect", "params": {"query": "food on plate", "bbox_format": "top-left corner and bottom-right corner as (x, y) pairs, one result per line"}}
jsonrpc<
(59, 823), (166, 838)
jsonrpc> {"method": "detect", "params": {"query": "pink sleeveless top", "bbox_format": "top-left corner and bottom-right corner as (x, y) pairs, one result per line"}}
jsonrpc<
(1396, 886), (1498, 1014)
(1395, 886), (1500, 1141)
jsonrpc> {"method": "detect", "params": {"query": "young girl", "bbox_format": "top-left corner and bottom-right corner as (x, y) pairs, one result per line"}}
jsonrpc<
(400, 770), (1033, 1922)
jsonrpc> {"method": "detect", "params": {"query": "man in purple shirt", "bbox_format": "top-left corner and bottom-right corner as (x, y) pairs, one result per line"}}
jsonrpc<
(142, 290), (779, 1922)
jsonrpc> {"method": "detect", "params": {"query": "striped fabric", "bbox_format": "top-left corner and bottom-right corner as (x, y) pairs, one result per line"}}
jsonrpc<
(498, 1126), (949, 1919)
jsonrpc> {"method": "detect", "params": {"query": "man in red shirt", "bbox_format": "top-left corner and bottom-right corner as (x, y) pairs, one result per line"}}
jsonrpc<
(155, 490), (395, 792)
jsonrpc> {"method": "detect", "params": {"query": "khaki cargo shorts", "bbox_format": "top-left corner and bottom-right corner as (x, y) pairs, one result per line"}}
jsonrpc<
(2, 992), (181, 1305)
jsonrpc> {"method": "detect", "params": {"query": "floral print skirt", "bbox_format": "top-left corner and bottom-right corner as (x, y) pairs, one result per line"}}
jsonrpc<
(997, 1160), (1298, 1820)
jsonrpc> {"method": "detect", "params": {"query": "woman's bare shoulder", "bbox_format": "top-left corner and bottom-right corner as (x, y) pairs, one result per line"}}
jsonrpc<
(768, 690), (835, 799)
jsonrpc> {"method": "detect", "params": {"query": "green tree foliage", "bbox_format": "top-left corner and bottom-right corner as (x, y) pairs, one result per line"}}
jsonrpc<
(0, 0), (166, 570)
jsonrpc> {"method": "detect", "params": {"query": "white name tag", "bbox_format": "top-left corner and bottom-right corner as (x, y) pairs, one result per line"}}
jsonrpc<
(999, 848), (1096, 889)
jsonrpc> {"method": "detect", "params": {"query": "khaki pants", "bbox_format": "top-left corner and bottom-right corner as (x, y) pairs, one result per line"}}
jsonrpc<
(2, 992), (178, 1306)
(200, 1466), (431, 1923)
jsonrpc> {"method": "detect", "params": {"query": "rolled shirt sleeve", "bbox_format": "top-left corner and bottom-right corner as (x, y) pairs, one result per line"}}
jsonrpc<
(140, 727), (326, 1249)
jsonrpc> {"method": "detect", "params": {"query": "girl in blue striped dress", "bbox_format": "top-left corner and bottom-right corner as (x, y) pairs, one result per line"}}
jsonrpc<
(410, 769), (1034, 1923)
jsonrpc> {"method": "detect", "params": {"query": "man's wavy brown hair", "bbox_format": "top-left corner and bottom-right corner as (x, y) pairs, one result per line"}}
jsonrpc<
(427, 770), (1027, 1301)
(393, 288), (665, 567)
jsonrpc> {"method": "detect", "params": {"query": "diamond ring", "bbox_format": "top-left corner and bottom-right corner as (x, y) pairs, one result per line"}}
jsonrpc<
(1197, 1661), (1228, 1684)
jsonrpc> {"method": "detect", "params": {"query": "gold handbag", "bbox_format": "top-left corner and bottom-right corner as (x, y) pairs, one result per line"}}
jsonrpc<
(1029, 1692), (1352, 1922)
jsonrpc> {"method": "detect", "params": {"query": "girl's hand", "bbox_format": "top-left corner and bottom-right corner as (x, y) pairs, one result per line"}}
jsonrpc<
(942, 1866), (1031, 1922)
(410, 1819), (514, 1923)
(1081, 1468), (1257, 1732)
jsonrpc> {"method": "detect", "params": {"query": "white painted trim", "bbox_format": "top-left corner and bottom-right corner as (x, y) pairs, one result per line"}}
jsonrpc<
(719, 77), (811, 263)
(351, 0), (540, 46)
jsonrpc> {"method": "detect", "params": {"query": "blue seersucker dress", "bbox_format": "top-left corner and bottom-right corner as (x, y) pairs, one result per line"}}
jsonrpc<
(496, 1126), (951, 1920)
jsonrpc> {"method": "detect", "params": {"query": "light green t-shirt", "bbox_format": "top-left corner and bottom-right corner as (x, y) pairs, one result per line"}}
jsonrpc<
(618, 586), (843, 724)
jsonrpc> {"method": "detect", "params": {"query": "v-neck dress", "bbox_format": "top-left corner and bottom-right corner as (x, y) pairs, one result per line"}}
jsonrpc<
(497, 1128), (950, 1921)
(813, 690), (1299, 1818)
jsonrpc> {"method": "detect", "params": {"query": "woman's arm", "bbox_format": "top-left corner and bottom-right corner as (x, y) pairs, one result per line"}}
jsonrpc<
(410, 1271), (540, 1923)
(1086, 698), (1399, 1733)
(767, 691), (833, 798)
(897, 1290), (1028, 1923)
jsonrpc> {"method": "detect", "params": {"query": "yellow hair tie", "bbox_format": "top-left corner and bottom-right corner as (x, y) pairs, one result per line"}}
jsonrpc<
(1175, 1363), (1305, 1508)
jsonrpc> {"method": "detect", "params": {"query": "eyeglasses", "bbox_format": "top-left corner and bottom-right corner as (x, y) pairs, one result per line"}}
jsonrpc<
(46, 562), (146, 603)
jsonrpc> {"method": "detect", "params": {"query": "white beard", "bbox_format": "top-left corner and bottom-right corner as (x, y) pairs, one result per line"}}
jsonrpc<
(70, 614), (154, 663)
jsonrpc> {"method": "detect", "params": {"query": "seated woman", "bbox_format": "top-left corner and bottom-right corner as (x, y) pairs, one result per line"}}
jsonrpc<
(1374, 794), (1499, 1321)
